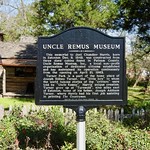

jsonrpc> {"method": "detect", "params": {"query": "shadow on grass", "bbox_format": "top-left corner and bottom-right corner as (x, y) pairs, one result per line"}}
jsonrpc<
(14, 98), (34, 103)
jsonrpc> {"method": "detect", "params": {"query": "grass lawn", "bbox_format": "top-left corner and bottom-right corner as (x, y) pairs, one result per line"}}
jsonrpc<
(0, 97), (34, 109)
(128, 86), (150, 109)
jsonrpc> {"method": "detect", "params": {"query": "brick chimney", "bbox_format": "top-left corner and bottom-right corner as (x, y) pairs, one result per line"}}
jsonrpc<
(0, 33), (4, 41)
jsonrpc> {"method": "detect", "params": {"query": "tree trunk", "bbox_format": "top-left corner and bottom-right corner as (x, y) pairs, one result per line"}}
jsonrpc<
(133, 71), (142, 87)
(144, 74), (150, 93)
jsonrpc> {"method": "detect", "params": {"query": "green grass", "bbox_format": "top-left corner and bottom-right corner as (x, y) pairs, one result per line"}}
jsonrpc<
(0, 97), (34, 109)
(128, 86), (150, 109)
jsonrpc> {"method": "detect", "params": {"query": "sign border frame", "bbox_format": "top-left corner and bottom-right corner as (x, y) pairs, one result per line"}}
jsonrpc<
(35, 27), (127, 106)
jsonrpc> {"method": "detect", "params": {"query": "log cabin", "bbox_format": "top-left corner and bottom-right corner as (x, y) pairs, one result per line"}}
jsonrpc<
(0, 34), (37, 97)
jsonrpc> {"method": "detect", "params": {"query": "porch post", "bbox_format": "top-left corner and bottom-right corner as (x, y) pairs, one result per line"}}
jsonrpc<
(2, 68), (6, 95)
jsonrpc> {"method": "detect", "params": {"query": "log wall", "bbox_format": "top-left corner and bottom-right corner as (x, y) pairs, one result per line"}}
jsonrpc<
(0, 66), (3, 94)
(5, 67), (35, 94)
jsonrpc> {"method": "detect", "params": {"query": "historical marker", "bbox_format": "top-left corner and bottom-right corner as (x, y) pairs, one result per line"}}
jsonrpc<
(36, 27), (127, 106)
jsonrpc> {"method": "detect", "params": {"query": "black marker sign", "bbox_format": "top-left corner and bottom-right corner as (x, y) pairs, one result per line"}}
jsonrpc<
(36, 27), (127, 106)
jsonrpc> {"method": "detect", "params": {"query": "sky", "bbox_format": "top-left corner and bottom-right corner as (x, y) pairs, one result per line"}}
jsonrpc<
(0, 0), (34, 16)
(107, 30), (136, 54)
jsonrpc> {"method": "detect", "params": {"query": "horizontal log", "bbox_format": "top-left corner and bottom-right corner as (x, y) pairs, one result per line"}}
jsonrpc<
(6, 77), (35, 80)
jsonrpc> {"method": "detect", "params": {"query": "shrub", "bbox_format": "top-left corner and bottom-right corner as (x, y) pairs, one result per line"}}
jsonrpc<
(0, 118), (17, 149)
(0, 106), (76, 149)
(86, 110), (150, 150)
(0, 107), (150, 150)
(123, 111), (150, 130)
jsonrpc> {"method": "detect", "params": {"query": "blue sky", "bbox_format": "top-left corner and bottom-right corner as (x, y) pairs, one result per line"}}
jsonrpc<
(0, 0), (34, 16)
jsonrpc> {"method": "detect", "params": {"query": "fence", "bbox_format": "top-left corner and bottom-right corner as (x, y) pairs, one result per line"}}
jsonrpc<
(0, 105), (147, 122)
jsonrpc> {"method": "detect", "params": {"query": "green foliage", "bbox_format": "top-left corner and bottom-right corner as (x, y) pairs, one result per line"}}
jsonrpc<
(0, 0), (120, 41)
(86, 111), (150, 150)
(0, 118), (17, 149)
(126, 36), (150, 91)
(0, 106), (76, 149)
(0, 2), (35, 41)
(115, 0), (150, 42)
(30, 0), (118, 36)
(0, 107), (150, 149)
(128, 86), (150, 109)
(61, 142), (76, 150)
(123, 112), (150, 130)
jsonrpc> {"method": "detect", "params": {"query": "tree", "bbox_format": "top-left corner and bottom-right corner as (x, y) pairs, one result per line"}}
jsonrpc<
(127, 37), (150, 90)
(30, 0), (118, 36)
(0, 0), (34, 41)
(115, 0), (150, 43)
(115, 0), (150, 90)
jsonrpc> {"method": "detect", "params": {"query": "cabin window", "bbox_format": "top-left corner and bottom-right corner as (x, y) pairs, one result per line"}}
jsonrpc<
(15, 67), (35, 77)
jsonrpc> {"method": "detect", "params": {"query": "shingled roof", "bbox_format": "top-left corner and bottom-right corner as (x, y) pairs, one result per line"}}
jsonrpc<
(0, 37), (38, 66)
(0, 41), (38, 59)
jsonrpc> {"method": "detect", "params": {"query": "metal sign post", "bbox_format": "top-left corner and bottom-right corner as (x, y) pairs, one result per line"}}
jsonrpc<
(76, 106), (86, 150)
(77, 121), (86, 150)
